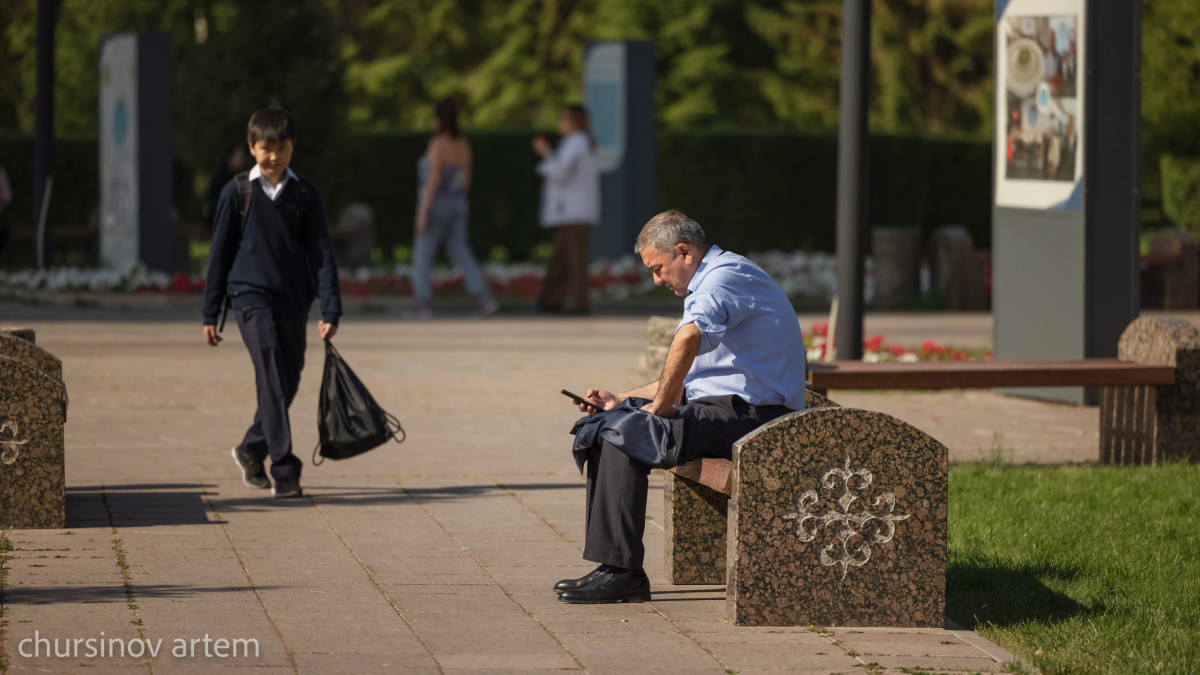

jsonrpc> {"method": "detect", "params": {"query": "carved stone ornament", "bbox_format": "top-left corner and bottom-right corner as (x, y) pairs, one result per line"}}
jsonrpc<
(780, 453), (910, 580)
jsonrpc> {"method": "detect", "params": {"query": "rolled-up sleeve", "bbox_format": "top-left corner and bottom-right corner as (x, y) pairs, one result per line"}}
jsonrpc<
(680, 288), (731, 355)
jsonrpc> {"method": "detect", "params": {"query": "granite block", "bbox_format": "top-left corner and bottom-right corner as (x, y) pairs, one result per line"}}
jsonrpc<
(1101, 317), (1200, 464)
(727, 407), (947, 627)
(0, 327), (37, 343)
(0, 355), (67, 528)
(664, 472), (730, 584)
(0, 334), (63, 380)
(664, 390), (841, 585)
(640, 315), (680, 378)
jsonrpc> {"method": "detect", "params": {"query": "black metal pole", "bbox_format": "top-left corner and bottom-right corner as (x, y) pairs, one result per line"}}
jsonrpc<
(34, 0), (57, 270)
(835, 0), (870, 360)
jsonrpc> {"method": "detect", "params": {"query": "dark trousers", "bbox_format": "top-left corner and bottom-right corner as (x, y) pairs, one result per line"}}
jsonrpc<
(582, 396), (792, 570)
(538, 224), (591, 312)
(236, 306), (307, 481)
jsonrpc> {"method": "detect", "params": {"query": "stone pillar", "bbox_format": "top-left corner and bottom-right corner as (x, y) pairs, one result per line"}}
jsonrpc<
(640, 315), (678, 380)
(664, 390), (840, 585)
(1, 356), (67, 528)
(727, 407), (946, 627)
(1100, 317), (1200, 464)
(1142, 229), (1199, 310)
(335, 203), (375, 270)
(870, 226), (921, 310)
(928, 225), (987, 311)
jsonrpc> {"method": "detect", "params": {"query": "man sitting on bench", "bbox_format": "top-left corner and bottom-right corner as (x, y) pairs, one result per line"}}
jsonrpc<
(557, 210), (807, 604)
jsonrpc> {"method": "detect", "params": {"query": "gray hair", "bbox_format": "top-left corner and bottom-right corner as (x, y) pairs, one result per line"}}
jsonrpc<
(634, 210), (708, 256)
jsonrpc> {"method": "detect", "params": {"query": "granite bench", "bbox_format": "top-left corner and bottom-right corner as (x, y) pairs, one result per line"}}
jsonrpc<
(1, 327), (68, 528)
(665, 390), (948, 627)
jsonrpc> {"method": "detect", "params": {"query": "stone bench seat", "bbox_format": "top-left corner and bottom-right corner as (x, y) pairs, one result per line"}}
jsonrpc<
(665, 389), (948, 627)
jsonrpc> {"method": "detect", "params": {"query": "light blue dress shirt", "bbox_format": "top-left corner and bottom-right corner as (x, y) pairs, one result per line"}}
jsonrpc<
(677, 246), (807, 410)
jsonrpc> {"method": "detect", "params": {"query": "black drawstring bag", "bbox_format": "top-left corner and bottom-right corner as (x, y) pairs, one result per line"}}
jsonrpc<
(312, 340), (405, 465)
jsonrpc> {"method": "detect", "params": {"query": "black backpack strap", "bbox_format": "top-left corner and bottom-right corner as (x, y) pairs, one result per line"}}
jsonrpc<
(234, 170), (253, 235)
(219, 171), (255, 333)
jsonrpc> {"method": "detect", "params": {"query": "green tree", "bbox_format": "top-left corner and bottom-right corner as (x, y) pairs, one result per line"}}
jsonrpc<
(745, 0), (993, 136)
(0, 1), (37, 133)
(175, 0), (344, 172)
(1142, 0), (1200, 160)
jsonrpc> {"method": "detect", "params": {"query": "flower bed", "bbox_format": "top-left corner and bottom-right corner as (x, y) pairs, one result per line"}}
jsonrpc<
(804, 322), (992, 363)
(0, 250), (869, 306)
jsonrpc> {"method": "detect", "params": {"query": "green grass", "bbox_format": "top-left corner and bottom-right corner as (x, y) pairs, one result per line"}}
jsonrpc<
(948, 462), (1200, 674)
(1, 533), (11, 671)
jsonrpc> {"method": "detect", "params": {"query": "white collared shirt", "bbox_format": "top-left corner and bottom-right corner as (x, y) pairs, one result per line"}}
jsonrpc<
(248, 165), (298, 201)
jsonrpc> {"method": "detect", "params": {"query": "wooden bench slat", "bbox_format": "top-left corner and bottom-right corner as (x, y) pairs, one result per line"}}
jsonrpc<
(668, 458), (732, 494)
(808, 359), (1175, 391)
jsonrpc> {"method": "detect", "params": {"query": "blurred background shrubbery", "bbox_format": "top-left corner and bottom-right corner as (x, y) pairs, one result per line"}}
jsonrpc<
(0, 0), (1197, 265)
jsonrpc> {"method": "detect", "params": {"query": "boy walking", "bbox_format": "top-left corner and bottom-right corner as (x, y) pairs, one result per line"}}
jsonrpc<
(202, 107), (342, 498)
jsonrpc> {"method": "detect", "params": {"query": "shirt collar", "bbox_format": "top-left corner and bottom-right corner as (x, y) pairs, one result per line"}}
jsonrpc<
(248, 165), (298, 188)
(686, 245), (725, 295)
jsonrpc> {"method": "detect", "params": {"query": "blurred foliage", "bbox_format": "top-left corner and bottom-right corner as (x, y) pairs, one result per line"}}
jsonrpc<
(1141, 0), (1200, 229)
(747, 0), (993, 135)
(1160, 155), (1200, 238)
(1, 0), (1198, 241)
(0, 131), (990, 269)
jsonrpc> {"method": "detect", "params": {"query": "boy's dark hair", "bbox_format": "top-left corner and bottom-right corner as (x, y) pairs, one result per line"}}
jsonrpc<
(247, 108), (296, 146)
(434, 98), (460, 138)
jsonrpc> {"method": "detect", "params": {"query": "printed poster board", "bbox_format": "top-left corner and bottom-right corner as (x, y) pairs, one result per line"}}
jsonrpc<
(994, 0), (1085, 210)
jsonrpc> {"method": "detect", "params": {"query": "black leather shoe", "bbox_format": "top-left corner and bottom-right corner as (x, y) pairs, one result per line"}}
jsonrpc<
(557, 569), (650, 604)
(231, 445), (270, 489)
(554, 565), (609, 593)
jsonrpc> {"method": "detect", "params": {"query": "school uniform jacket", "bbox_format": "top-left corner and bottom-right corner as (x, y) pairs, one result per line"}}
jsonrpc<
(201, 174), (342, 325)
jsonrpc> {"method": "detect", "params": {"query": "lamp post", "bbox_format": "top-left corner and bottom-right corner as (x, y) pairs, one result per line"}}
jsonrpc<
(834, 0), (870, 360)
(34, 0), (57, 270)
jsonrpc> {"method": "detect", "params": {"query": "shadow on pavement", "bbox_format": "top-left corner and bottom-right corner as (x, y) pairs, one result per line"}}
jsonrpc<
(58, 483), (585, 524)
(66, 486), (218, 527)
(1, 584), (285, 604)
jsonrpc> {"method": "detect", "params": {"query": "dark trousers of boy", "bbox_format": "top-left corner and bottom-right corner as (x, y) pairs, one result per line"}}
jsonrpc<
(236, 306), (307, 481)
(582, 396), (792, 570)
(538, 224), (591, 313)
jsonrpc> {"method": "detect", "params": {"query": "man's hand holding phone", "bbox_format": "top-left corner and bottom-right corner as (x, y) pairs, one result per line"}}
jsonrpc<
(562, 388), (616, 415)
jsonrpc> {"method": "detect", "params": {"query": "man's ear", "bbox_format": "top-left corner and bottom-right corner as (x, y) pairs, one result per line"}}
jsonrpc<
(676, 242), (690, 260)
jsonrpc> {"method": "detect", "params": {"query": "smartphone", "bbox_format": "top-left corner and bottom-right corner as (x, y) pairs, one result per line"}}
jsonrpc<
(561, 389), (604, 412)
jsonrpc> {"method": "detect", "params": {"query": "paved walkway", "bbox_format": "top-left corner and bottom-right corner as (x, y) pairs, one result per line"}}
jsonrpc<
(0, 302), (1099, 673)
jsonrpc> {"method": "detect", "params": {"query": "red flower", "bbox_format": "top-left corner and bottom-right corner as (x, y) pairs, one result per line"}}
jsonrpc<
(952, 350), (966, 361)
(890, 344), (905, 357)
(922, 340), (934, 354)
(863, 334), (884, 352)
